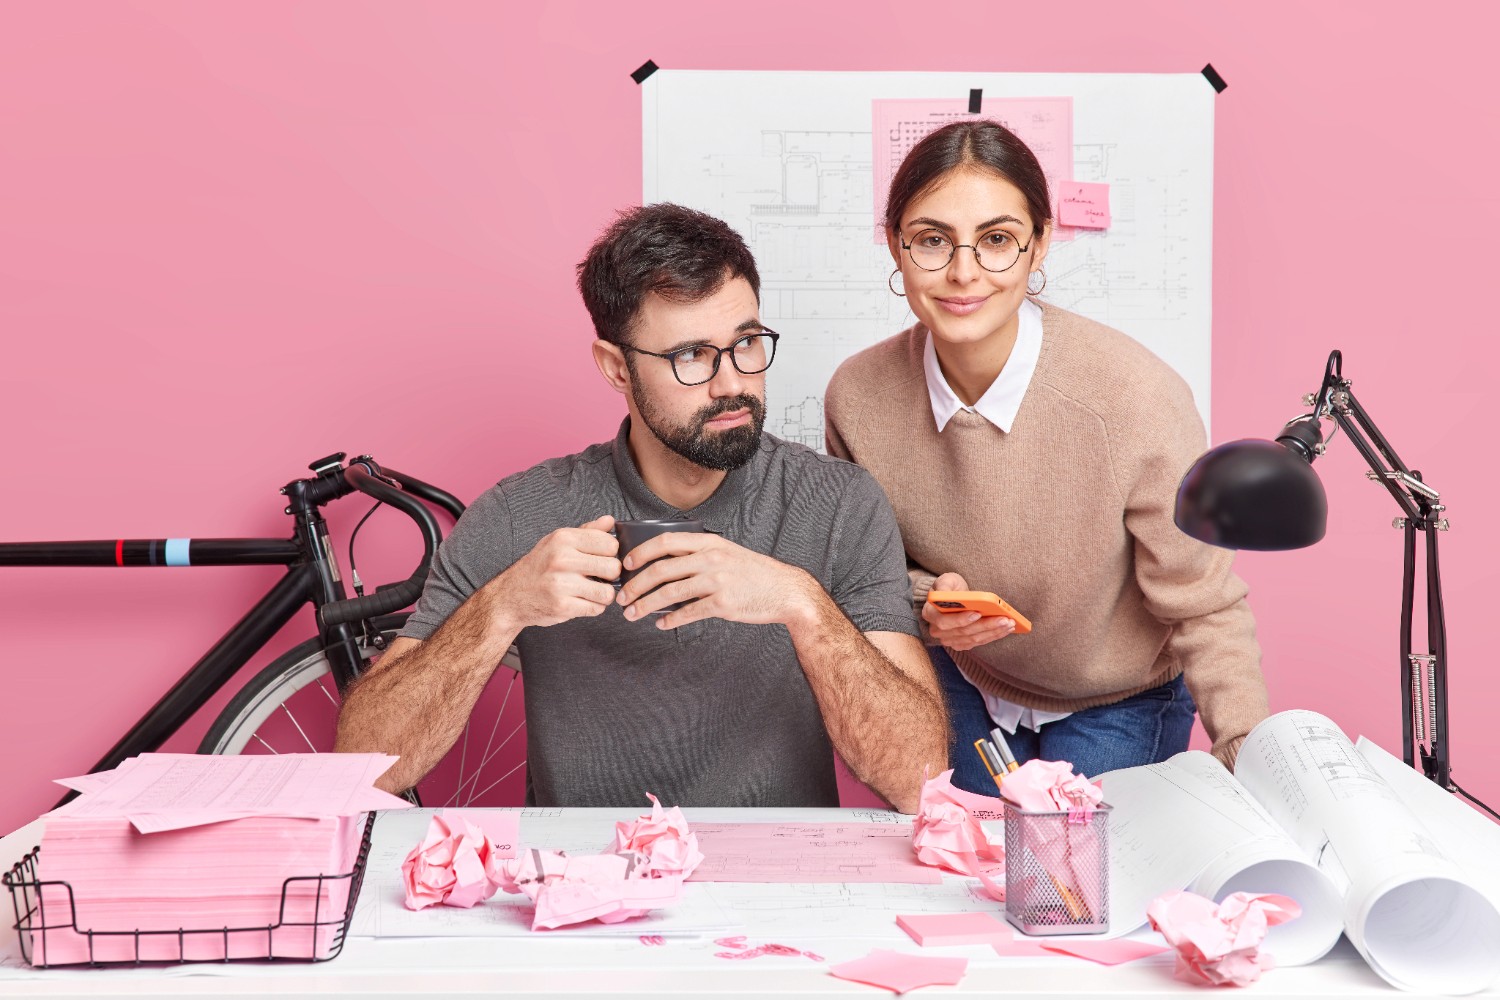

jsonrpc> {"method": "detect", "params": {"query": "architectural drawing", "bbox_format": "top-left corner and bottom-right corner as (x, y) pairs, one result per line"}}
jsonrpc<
(644, 71), (1215, 444)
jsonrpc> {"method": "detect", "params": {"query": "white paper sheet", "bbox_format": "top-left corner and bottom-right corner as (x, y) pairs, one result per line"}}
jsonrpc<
(1236, 711), (1500, 994)
(1096, 750), (1343, 964)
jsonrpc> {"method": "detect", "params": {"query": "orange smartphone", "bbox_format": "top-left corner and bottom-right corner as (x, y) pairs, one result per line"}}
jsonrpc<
(926, 591), (1032, 634)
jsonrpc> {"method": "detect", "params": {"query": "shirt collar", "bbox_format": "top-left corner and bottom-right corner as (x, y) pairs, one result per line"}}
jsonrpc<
(923, 297), (1044, 433)
(608, 417), (759, 533)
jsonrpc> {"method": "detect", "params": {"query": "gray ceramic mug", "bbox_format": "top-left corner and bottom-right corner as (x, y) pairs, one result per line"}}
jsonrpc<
(614, 518), (705, 615)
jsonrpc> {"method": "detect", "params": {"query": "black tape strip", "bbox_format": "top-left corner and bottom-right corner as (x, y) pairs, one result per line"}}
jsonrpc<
(1201, 63), (1227, 93)
(968, 88), (982, 114)
(631, 60), (659, 85)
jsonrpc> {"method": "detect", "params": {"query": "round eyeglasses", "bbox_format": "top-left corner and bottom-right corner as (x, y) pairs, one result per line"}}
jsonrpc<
(622, 331), (780, 387)
(900, 228), (1032, 273)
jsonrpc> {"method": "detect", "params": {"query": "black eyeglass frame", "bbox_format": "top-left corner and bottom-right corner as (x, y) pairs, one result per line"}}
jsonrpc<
(620, 330), (781, 387)
(899, 228), (1034, 273)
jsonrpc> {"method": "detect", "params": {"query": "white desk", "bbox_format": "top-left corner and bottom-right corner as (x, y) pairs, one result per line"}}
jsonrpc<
(2, 808), (1493, 999)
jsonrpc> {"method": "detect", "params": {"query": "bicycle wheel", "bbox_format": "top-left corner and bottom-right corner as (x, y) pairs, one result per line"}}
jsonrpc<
(198, 612), (528, 807)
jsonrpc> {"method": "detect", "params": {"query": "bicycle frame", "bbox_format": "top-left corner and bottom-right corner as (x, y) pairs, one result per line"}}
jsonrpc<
(0, 455), (463, 805)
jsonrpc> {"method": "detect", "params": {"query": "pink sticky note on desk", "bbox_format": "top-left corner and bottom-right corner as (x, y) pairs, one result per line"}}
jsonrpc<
(896, 911), (1010, 947)
(1041, 939), (1172, 965)
(992, 934), (1058, 957)
(829, 949), (968, 994)
(451, 808), (520, 858)
(1057, 182), (1110, 229)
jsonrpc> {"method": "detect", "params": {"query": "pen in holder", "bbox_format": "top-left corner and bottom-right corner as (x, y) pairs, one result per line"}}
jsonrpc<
(1003, 803), (1111, 936)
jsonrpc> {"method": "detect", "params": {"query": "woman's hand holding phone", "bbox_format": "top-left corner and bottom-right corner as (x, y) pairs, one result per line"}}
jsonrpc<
(922, 572), (1020, 652)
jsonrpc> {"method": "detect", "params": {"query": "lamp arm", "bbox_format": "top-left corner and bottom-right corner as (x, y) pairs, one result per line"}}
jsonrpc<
(1317, 374), (1432, 522)
(1310, 351), (1452, 791)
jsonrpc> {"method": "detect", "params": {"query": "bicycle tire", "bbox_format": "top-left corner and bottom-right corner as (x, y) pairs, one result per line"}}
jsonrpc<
(198, 614), (527, 807)
(197, 613), (411, 755)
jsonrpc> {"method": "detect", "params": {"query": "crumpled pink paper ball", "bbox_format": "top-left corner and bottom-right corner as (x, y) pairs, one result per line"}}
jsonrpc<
(1147, 890), (1302, 986)
(497, 849), (684, 930)
(997, 758), (1104, 813)
(608, 792), (704, 879)
(400, 811), (507, 910)
(912, 769), (1005, 899)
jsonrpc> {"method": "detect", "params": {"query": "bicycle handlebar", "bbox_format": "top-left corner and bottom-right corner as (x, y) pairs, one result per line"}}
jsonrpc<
(316, 460), (442, 630)
(380, 466), (465, 523)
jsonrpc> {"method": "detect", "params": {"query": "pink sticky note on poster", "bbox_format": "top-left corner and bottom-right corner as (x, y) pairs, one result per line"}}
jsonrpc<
(1040, 939), (1172, 965)
(1057, 182), (1111, 229)
(896, 911), (1010, 947)
(828, 949), (968, 993)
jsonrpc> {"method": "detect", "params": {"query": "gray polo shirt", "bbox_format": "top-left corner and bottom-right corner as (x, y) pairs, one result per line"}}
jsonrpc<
(400, 418), (920, 808)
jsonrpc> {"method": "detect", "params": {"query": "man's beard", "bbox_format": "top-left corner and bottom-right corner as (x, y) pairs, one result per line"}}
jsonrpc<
(633, 384), (766, 472)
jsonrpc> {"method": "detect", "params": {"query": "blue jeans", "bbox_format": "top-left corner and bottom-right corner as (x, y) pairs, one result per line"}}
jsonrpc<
(931, 645), (1198, 796)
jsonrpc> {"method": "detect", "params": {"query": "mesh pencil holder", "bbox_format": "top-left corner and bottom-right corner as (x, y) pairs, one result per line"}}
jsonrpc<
(1003, 803), (1111, 936)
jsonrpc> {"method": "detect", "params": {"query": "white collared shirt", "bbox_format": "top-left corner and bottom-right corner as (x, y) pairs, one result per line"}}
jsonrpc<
(926, 297), (1071, 733)
(923, 297), (1044, 433)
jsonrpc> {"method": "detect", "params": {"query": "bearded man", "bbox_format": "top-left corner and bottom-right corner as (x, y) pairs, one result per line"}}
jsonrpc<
(336, 204), (947, 813)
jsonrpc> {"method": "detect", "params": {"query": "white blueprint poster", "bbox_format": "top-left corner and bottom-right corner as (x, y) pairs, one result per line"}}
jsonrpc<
(643, 71), (1215, 446)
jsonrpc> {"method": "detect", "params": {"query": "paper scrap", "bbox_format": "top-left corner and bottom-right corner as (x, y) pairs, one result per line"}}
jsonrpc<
(1040, 938), (1172, 966)
(52, 753), (410, 832)
(400, 811), (508, 910)
(998, 759), (1102, 813)
(829, 948), (968, 994)
(896, 911), (1010, 947)
(912, 769), (1004, 900)
(609, 793), (704, 879)
(992, 934), (1059, 957)
(689, 823), (940, 884)
(498, 849), (685, 931)
(1057, 181), (1110, 229)
(1147, 890), (1301, 986)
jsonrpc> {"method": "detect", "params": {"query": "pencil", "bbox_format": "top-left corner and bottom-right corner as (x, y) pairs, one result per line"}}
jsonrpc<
(972, 739), (1005, 793)
(988, 728), (1020, 773)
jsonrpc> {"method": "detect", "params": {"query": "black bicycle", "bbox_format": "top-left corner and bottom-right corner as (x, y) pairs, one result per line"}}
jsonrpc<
(0, 453), (524, 809)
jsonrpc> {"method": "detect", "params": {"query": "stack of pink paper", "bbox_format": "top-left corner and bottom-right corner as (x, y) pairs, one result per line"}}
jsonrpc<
(29, 753), (409, 965)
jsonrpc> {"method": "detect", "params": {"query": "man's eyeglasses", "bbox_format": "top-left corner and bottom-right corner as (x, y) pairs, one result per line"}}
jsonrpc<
(900, 228), (1032, 273)
(622, 331), (780, 387)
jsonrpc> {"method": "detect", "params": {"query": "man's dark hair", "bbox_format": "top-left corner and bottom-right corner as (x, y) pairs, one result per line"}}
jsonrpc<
(576, 203), (760, 346)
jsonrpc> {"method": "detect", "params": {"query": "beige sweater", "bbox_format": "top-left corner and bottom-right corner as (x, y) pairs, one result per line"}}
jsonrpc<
(824, 302), (1267, 767)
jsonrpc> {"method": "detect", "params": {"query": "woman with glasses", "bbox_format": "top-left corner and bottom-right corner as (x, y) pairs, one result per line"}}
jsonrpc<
(824, 120), (1268, 794)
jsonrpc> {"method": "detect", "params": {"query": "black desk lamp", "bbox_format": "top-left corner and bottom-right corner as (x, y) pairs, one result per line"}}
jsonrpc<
(1175, 350), (1495, 819)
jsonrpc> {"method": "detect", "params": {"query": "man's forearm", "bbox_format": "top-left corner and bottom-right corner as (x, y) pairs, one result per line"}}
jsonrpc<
(785, 583), (948, 813)
(335, 586), (519, 793)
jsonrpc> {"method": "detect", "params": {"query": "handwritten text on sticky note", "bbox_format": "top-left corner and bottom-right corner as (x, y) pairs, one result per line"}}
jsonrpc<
(1058, 182), (1111, 229)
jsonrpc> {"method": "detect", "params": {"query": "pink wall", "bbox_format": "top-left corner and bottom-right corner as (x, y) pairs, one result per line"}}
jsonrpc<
(3, 2), (1497, 833)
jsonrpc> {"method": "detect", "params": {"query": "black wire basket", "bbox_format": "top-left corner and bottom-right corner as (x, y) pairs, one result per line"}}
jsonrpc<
(3, 811), (375, 968)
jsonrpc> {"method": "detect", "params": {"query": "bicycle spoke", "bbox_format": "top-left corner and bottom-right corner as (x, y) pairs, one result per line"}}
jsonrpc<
(445, 671), (517, 807)
(279, 702), (318, 753)
(448, 673), (520, 806)
(451, 719), (524, 806)
(464, 756), (527, 805)
(252, 734), (280, 754)
(317, 676), (339, 708)
(454, 718), (473, 810)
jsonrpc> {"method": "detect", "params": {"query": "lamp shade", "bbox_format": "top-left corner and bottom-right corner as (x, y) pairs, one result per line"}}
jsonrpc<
(1175, 439), (1328, 550)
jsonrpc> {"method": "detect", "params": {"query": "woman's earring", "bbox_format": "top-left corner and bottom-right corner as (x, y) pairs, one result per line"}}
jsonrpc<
(888, 268), (906, 297)
(1026, 268), (1047, 296)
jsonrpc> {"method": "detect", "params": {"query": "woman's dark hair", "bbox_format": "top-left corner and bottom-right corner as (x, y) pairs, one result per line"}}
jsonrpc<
(577, 203), (760, 346)
(884, 120), (1052, 239)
